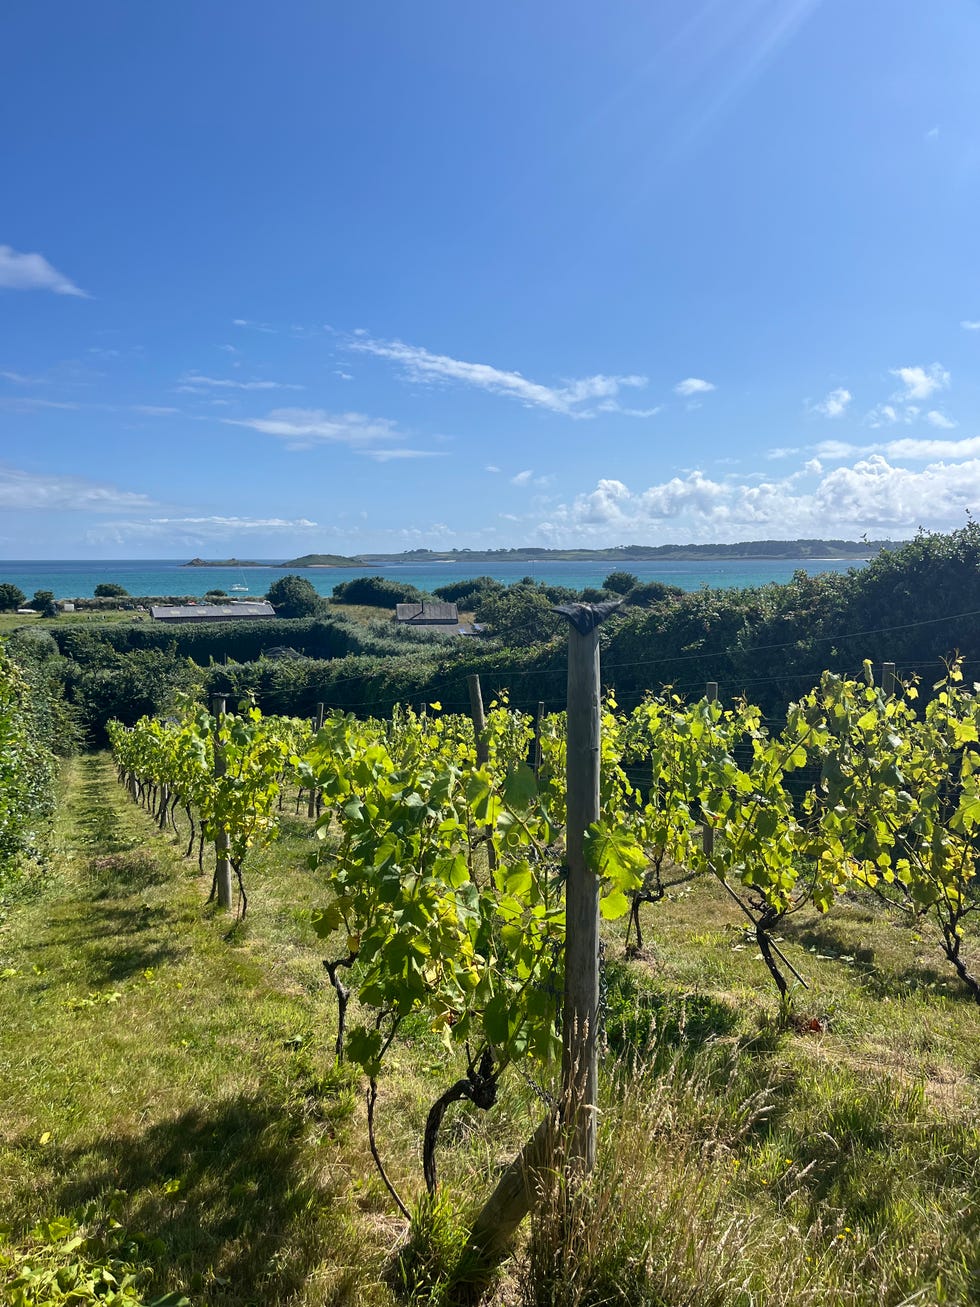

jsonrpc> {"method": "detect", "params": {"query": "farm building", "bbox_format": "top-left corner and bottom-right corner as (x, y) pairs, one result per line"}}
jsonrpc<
(150, 601), (276, 623)
(395, 601), (459, 625)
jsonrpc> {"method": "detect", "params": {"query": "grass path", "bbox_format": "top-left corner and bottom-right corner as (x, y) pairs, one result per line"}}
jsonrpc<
(0, 753), (395, 1307)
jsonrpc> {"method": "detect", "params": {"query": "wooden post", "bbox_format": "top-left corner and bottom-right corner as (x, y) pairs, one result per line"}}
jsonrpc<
(703, 682), (718, 860)
(307, 702), (327, 818)
(532, 700), (545, 775)
(211, 695), (233, 911)
(466, 600), (620, 1268)
(468, 674), (489, 766)
(561, 610), (603, 1174)
(468, 674), (496, 871)
(882, 662), (896, 697)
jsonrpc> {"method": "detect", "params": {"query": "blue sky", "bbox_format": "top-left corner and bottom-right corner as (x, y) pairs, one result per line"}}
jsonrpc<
(3, 0), (980, 558)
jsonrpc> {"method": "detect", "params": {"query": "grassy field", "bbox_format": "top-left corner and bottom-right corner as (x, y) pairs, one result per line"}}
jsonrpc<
(1, 755), (978, 1305)
(0, 609), (149, 636)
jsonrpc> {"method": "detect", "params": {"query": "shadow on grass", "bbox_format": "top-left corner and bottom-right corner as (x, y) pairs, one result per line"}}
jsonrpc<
(28, 901), (187, 987)
(49, 1094), (348, 1305)
(88, 849), (172, 895)
(72, 780), (142, 855)
(604, 959), (740, 1068)
(779, 917), (959, 1002)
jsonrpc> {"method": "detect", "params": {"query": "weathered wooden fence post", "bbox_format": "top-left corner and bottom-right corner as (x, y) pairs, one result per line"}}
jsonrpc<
(468, 673), (489, 766)
(466, 600), (620, 1268)
(702, 682), (718, 861)
(559, 605), (605, 1173)
(468, 674), (497, 872)
(532, 700), (545, 775)
(211, 695), (234, 911)
(307, 703), (327, 819)
(882, 662), (896, 697)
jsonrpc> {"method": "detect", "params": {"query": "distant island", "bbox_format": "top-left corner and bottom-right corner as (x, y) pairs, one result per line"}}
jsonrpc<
(183, 557), (265, 568)
(274, 553), (363, 568)
(276, 539), (899, 567)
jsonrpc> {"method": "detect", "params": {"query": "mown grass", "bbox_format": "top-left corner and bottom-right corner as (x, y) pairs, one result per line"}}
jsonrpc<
(1, 755), (979, 1305)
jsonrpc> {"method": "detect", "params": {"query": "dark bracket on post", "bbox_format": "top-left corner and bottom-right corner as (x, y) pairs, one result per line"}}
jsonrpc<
(551, 599), (624, 635)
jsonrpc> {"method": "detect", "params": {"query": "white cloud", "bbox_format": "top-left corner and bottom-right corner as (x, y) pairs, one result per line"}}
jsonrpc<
(150, 515), (317, 530)
(485, 464), (501, 473)
(0, 396), (80, 411)
(925, 411), (956, 429)
(1, 369), (45, 384)
(131, 405), (179, 416)
(533, 454), (980, 544)
(0, 244), (89, 297)
(512, 470), (534, 486)
(357, 449), (448, 462)
(961, 320), (980, 331)
(882, 435), (980, 460)
(178, 373), (303, 392)
(811, 387), (851, 418)
(870, 404), (899, 426)
(232, 318), (277, 333)
(673, 377), (716, 397)
(224, 407), (403, 451)
(347, 331), (648, 417)
(891, 363), (950, 401)
(0, 464), (152, 511)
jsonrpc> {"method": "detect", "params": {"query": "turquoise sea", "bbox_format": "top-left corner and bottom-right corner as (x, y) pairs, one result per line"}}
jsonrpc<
(0, 557), (868, 601)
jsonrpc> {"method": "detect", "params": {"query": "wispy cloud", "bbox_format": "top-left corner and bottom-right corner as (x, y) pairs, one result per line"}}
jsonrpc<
(357, 449), (448, 462)
(961, 320), (980, 332)
(0, 464), (152, 511)
(232, 318), (278, 333)
(891, 363), (950, 401)
(149, 515), (317, 530)
(810, 387), (851, 418)
(0, 395), (80, 411)
(1, 369), (46, 384)
(925, 411), (956, 429)
(347, 331), (648, 418)
(0, 244), (89, 297)
(673, 377), (715, 397)
(131, 405), (180, 416)
(224, 407), (402, 451)
(178, 372), (303, 393)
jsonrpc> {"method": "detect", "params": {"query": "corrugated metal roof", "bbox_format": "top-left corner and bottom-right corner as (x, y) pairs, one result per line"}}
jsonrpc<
(395, 601), (459, 623)
(150, 601), (276, 620)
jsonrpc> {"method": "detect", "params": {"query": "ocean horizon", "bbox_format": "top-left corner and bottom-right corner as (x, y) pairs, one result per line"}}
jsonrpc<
(0, 556), (868, 601)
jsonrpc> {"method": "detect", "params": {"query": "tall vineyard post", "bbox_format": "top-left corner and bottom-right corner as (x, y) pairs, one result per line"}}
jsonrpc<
(467, 602), (613, 1264)
(560, 609), (603, 1173)
(468, 674), (497, 872)
(702, 681), (718, 862)
(211, 695), (234, 911)
(307, 701), (326, 819)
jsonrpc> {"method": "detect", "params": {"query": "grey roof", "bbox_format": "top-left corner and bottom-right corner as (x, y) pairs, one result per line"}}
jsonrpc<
(395, 601), (459, 624)
(150, 601), (276, 620)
